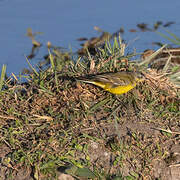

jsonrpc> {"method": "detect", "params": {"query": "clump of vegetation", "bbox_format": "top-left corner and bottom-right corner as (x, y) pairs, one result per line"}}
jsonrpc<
(0, 32), (179, 180)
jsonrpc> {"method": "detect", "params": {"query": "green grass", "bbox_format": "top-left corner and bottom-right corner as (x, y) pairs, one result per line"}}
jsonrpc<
(156, 29), (180, 46)
(0, 64), (6, 91)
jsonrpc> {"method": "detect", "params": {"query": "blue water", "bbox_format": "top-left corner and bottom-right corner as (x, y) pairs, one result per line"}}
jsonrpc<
(0, 0), (180, 74)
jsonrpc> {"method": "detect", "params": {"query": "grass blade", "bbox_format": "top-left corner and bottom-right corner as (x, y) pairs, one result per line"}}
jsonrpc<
(164, 29), (180, 42)
(48, 49), (55, 70)
(25, 55), (39, 76)
(138, 44), (167, 66)
(0, 64), (6, 91)
(156, 31), (180, 45)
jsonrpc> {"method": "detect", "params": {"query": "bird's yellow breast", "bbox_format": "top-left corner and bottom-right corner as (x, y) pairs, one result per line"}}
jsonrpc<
(105, 84), (136, 94)
(93, 81), (136, 95)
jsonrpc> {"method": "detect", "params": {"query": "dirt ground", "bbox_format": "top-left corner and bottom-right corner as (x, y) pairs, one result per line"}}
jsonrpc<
(0, 71), (180, 179)
(0, 110), (179, 179)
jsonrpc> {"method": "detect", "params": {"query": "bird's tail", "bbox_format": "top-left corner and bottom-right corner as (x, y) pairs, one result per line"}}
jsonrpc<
(76, 77), (95, 84)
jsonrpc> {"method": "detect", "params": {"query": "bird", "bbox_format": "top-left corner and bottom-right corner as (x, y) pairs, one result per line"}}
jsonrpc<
(77, 71), (144, 95)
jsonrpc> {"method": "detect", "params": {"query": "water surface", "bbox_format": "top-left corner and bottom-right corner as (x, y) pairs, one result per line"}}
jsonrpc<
(0, 0), (180, 74)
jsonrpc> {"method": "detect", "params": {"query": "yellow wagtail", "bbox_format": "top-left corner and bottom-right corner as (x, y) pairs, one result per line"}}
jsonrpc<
(77, 71), (144, 95)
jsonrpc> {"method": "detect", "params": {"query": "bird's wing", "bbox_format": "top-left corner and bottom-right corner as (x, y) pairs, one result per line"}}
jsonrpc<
(92, 72), (133, 87)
